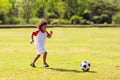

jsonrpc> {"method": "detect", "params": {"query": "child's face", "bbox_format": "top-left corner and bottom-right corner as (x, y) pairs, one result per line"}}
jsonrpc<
(41, 24), (47, 32)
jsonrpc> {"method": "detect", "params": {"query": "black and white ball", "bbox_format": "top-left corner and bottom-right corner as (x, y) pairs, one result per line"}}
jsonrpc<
(81, 61), (90, 72)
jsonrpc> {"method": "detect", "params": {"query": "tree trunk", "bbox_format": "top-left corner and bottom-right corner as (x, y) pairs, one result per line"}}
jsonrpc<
(26, 0), (30, 24)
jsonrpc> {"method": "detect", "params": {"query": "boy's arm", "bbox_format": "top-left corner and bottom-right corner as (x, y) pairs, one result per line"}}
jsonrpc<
(30, 32), (34, 44)
(47, 31), (53, 38)
(30, 30), (40, 44)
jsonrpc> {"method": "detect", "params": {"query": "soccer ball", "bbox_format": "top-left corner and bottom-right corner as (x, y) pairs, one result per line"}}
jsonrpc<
(80, 61), (90, 72)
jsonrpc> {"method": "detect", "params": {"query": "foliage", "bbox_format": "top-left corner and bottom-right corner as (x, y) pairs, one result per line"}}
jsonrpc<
(112, 13), (120, 24)
(89, 0), (120, 24)
(64, 0), (89, 19)
(50, 19), (70, 24)
(47, 12), (59, 18)
(5, 16), (20, 24)
(70, 15), (92, 24)
(0, 0), (120, 24)
(30, 18), (43, 24)
(56, 1), (65, 19)
(0, 0), (12, 24)
(93, 14), (109, 24)
(0, 0), (11, 14)
(70, 15), (82, 24)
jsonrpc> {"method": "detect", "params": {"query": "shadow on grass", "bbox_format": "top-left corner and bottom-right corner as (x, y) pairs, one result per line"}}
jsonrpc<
(46, 67), (97, 73)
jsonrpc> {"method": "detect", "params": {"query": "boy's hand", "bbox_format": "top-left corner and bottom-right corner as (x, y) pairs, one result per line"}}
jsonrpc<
(47, 31), (53, 38)
(50, 31), (53, 34)
(30, 40), (34, 44)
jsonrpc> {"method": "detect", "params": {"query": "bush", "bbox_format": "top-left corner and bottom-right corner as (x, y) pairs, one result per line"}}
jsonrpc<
(50, 19), (59, 24)
(48, 12), (59, 18)
(18, 18), (26, 24)
(70, 15), (92, 24)
(13, 17), (21, 24)
(113, 14), (120, 24)
(93, 16), (101, 23)
(0, 20), (2, 24)
(5, 16), (21, 24)
(59, 19), (70, 24)
(50, 19), (70, 24)
(93, 14), (111, 24)
(70, 15), (82, 24)
(80, 19), (93, 25)
(30, 18), (42, 24)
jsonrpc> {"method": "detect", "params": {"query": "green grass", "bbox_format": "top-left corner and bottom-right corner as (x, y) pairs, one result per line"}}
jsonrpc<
(0, 27), (120, 80)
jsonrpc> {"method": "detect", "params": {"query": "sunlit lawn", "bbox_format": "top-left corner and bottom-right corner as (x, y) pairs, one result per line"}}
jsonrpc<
(0, 27), (120, 80)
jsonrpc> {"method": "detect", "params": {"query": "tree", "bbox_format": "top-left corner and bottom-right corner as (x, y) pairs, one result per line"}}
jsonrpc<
(16, 0), (39, 23)
(56, 1), (65, 24)
(9, 0), (17, 16)
(89, 0), (120, 23)
(64, 0), (90, 19)
(0, 0), (11, 24)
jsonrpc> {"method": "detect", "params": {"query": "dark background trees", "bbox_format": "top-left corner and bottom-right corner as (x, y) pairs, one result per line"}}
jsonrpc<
(0, 0), (120, 24)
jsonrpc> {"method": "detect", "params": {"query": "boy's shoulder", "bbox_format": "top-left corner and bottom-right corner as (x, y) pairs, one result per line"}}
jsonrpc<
(32, 29), (40, 36)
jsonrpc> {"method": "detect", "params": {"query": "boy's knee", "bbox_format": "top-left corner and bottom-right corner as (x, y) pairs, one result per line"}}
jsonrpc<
(44, 52), (47, 54)
(37, 54), (41, 56)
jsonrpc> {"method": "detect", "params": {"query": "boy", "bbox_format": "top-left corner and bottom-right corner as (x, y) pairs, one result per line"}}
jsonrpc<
(30, 20), (53, 68)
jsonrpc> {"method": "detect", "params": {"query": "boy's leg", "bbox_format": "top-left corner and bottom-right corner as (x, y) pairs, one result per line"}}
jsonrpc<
(43, 52), (49, 67)
(32, 54), (41, 64)
(30, 54), (41, 67)
(43, 52), (47, 64)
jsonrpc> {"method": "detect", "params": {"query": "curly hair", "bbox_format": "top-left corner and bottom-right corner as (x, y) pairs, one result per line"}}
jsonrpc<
(37, 20), (47, 30)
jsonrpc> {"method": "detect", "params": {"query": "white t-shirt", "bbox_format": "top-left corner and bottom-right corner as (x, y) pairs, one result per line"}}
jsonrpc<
(32, 30), (49, 54)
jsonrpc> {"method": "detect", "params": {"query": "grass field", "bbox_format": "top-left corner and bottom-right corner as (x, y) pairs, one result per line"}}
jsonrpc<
(0, 27), (120, 80)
